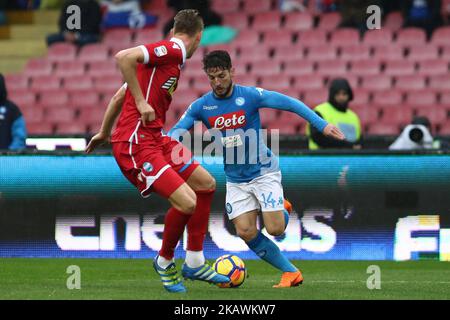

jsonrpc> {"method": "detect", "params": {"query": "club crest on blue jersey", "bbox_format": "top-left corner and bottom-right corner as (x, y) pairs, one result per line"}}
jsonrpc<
(235, 97), (245, 106)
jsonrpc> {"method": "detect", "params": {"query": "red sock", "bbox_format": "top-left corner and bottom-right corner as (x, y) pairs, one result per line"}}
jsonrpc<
(186, 189), (215, 251)
(159, 207), (191, 260)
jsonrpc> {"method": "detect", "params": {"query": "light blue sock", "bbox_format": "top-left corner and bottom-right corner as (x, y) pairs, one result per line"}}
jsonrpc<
(246, 232), (297, 272)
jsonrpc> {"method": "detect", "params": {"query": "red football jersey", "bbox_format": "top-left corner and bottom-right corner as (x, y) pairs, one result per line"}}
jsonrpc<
(111, 37), (186, 143)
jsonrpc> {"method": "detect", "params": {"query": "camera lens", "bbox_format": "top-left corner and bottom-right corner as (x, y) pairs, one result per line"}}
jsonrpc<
(409, 127), (424, 143)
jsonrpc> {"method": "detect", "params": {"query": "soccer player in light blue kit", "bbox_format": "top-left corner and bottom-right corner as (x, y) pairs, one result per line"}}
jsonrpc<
(169, 51), (345, 287)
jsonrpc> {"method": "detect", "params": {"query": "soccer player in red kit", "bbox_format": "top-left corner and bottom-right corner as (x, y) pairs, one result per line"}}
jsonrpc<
(85, 9), (229, 293)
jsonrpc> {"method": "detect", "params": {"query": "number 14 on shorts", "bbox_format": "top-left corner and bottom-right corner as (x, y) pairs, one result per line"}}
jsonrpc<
(261, 192), (283, 209)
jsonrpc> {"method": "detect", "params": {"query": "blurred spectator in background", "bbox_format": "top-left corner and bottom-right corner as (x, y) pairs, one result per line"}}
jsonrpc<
(338, 0), (381, 34)
(100, 0), (157, 29)
(0, 74), (27, 151)
(46, 0), (102, 47)
(306, 78), (362, 149)
(0, 1), (6, 25)
(279, 0), (307, 12)
(389, 116), (441, 150)
(401, 0), (443, 37)
(163, 0), (221, 37)
(279, 0), (337, 13)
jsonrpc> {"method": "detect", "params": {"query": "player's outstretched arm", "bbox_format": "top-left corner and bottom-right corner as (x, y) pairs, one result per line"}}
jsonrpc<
(115, 46), (155, 126)
(258, 89), (345, 140)
(85, 85), (126, 153)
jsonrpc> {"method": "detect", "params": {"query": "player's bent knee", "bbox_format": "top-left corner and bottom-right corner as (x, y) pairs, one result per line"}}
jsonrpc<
(266, 223), (285, 236)
(236, 226), (258, 242)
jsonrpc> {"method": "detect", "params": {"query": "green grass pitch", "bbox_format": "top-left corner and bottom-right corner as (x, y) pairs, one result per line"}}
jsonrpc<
(0, 258), (449, 300)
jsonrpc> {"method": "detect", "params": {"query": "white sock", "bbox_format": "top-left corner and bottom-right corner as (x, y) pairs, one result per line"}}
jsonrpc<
(157, 255), (174, 269)
(185, 250), (205, 268)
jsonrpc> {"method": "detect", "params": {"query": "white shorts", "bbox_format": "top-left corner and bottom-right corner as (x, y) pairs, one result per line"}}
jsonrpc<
(225, 171), (285, 220)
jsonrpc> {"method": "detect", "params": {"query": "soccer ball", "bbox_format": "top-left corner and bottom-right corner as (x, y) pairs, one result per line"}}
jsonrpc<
(213, 254), (247, 288)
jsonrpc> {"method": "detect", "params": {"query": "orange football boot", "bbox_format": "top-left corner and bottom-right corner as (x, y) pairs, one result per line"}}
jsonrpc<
(284, 198), (293, 213)
(273, 270), (304, 288)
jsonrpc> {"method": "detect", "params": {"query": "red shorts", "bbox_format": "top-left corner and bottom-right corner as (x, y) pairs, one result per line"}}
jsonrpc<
(112, 135), (199, 199)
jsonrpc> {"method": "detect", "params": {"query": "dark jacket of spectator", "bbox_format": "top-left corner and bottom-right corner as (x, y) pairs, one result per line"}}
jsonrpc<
(0, 74), (27, 150)
(401, 0), (442, 37)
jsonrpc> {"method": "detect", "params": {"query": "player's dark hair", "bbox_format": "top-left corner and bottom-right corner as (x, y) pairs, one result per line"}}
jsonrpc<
(202, 50), (232, 71)
(173, 9), (204, 37)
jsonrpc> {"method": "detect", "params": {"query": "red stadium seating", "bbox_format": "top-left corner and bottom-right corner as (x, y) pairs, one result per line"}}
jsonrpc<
(361, 75), (392, 91)
(394, 75), (426, 91)
(30, 75), (61, 93)
(64, 76), (93, 92)
(439, 121), (450, 135)
(340, 45), (371, 61)
(26, 123), (54, 134)
(259, 74), (291, 91)
(351, 88), (371, 105)
(317, 12), (341, 31)
(384, 60), (416, 76)
(349, 60), (381, 76)
(362, 29), (394, 46)
(259, 108), (280, 126)
(93, 75), (123, 92)
(297, 29), (328, 47)
(211, 0), (240, 14)
(301, 88), (328, 107)
(293, 74), (324, 90)
(54, 61), (86, 78)
(305, 45), (337, 61)
(407, 45), (439, 61)
(429, 75), (450, 91)
(134, 29), (164, 45)
(417, 59), (449, 76)
(441, 45), (450, 61)
(262, 30), (294, 47)
(265, 121), (300, 135)
(55, 123), (88, 135)
(38, 91), (69, 108)
(234, 74), (259, 87)
(380, 108), (413, 125)
(45, 108), (76, 124)
(233, 30), (260, 48)
(79, 107), (106, 130)
(70, 91), (100, 109)
(7, 90), (35, 108)
(87, 60), (119, 78)
(183, 59), (206, 78)
(4, 74), (29, 91)
(223, 12), (250, 30)
(283, 12), (313, 31)
(249, 60), (281, 76)
(354, 107), (379, 124)
(372, 90), (403, 108)
(415, 108), (448, 125)
(24, 58), (53, 77)
(282, 60), (314, 76)
(273, 44), (305, 62)
(47, 43), (77, 63)
(238, 46), (271, 63)
(405, 90), (437, 109)
(252, 12), (282, 31)
(430, 26), (450, 47)
(396, 28), (427, 47)
(372, 44), (405, 62)
(191, 75), (211, 93)
(329, 28), (360, 47)
(242, 0), (272, 14)
(103, 28), (134, 45)
(22, 107), (44, 124)
(441, 92), (450, 105)
(316, 60), (348, 77)
(383, 11), (404, 31)
(78, 44), (110, 62)
(367, 123), (400, 135)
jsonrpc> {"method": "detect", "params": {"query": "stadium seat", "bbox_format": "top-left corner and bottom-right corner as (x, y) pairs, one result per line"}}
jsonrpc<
(103, 28), (134, 45)
(372, 90), (403, 108)
(22, 107), (44, 124)
(234, 74), (259, 87)
(183, 59), (206, 78)
(329, 28), (360, 47)
(429, 75), (450, 91)
(301, 88), (328, 107)
(405, 90), (437, 109)
(383, 11), (404, 31)
(233, 30), (260, 48)
(78, 44), (110, 63)
(361, 75), (392, 91)
(4, 74), (29, 91)
(273, 44), (305, 62)
(87, 60), (119, 78)
(232, 63), (248, 77)
(252, 12), (282, 31)
(26, 123), (54, 135)
(30, 75), (61, 93)
(417, 59), (449, 76)
(297, 29), (328, 47)
(430, 26), (450, 47)
(384, 60), (416, 76)
(394, 75), (426, 91)
(64, 76), (93, 92)
(293, 74), (324, 90)
(38, 91), (69, 109)
(316, 60), (348, 77)
(250, 60), (281, 76)
(54, 61), (86, 78)
(47, 43), (77, 63)
(259, 74), (291, 91)
(134, 28), (164, 45)
(441, 92), (450, 105)
(238, 46), (271, 64)
(93, 75), (123, 92)
(305, 45), (337, 61)
(211, 0), (240, 14)
(441, 45), (450, 61)
(282, 60), (314, 76)
(362, 29), (394, 46)
(317, 12), (341, 31)
(349, 60), (381, 76)
(45, 108), (76, 124)
(79, 107), (105, 128)
(24, 58), (53, 77)
(396, 28), (427, 47)
(380, 108), (412, 126)
(354, 107), (379, 124)
(242, 0), (272, 14)
(223, 12), (250, 30)
(415, 108), (448, 125)
(259, 108), (280, 126)
(351, 88), (371, 105)
(367, 123), (400, 135)
(70, 91), (100, 109)
(407, 45), (439, 61)
(262, 30), (294, 47)
(340, 45), (371, 62)
(7, 90), (35, 109)
(439, 121), (450, 135)
(283, 12), (313, 31)
(372, 45), (405, 62)
(191, 75), (211, 93)
(55, 123), (88, 135)
(203, 43), (237, 56)
(265, 121), (300, 135)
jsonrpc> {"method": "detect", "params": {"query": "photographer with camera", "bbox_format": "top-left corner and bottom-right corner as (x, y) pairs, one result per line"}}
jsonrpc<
(389, 116), (441, 150)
